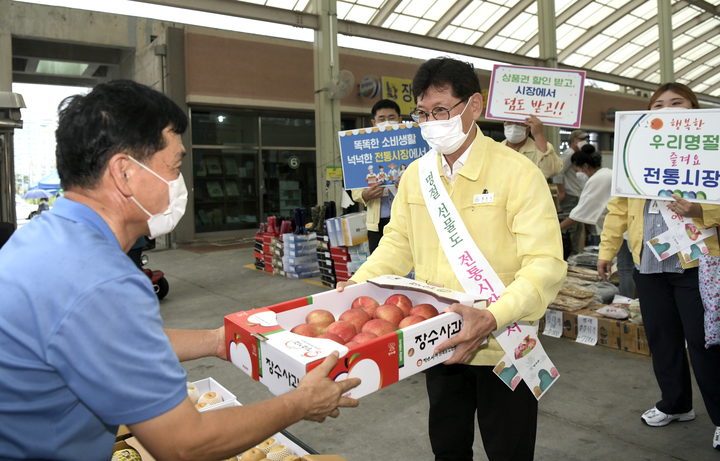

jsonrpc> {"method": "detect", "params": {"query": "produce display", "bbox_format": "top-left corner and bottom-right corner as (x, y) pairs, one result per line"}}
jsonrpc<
(290, 294), (439, 345)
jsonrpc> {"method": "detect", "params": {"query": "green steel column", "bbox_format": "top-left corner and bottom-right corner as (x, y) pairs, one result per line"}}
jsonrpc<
(313, 0), (342, 210)
(537, 0), (560, 154)
(0, 0), (12, 92)
(657, 0), (674, 84)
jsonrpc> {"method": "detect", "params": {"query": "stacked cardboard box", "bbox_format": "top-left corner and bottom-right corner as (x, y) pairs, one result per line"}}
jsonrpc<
(326, 212), (368, 248)
(316, 234), (336, 288)
(270, 237), (284, 275)
(262, 232), (277, 273)
(540, 305), (650, 356)
(253, 233), (264, 271)
(283, 233), (320, 279)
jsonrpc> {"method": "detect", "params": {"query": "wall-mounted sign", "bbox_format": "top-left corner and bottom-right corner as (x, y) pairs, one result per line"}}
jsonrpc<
(382, 77), (414, 115)
(326, 166), (343, 181)
(485, 65), (586, 128)
(338, 122), (430, 190)
(611, 108), (720, 203)
(359, 75), (380, 99)
(288, 156), (300, 169)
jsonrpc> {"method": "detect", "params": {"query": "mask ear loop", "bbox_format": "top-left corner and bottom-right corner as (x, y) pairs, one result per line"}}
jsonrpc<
(127, 156), (169, 218)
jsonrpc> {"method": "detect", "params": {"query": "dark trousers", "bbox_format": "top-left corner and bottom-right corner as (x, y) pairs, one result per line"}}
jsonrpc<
(368, 217), (391, 253)
(425, 364), (538, 461)
(634, 268), (720, 425)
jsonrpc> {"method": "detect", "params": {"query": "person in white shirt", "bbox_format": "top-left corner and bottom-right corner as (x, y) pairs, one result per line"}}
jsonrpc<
(555, 129), (589, 257)
(559, 145), (611, 235)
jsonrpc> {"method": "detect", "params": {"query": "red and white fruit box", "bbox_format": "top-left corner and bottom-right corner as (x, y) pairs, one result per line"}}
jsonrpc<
(224, 275), (487, 399)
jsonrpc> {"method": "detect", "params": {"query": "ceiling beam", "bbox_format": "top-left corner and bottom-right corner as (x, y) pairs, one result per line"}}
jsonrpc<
(130, 1), (720, 104)
(11, 38), (124, 66)
(516, 0), (594, 55)
(683, 0), (720, 15)
(474, 0), (535, 48)
(635, 25), (720, 80)
(426, 0), (473, 38)
(139, 0), (319, 29)
(12, 72), (101, 87)
(611, 8), (714, 76)
(677, 46), (720, 79)
(337, 20), (542, 66)
(370, 0), (403, 27)
(558, 0), (647, 61)
(584, 2), (689, 70)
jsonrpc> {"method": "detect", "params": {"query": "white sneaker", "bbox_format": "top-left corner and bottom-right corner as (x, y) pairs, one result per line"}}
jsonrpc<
(714, 426), (720, 450)
(641, 407), (696, 427)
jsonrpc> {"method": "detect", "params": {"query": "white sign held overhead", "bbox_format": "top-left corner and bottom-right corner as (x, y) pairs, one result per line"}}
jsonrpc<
(485, 65), (586, 128)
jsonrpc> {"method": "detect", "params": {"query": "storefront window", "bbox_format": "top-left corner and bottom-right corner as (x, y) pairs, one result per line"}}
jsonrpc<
(193, 112), (258, 146)
(262, 149), (316, 221)
(193, 147), (259, 232)
(191, 111), (318, 235)
(261, 116), (315, 147)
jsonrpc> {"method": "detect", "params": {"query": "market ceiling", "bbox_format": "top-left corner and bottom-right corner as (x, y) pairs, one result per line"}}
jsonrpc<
(140, 0), (720, 103)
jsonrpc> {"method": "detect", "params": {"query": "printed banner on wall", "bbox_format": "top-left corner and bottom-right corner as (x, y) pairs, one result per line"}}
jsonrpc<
(485, 65), (585, 128)
(611, 108), (720, 203)
(382, 77), (415, 115)
(338, 122), (430, 190)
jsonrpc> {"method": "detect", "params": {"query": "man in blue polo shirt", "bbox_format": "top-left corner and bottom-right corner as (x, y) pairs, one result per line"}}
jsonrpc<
(0, 80), (359, 460)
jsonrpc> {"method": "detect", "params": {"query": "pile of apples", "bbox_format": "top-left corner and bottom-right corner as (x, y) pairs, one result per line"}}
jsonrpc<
(290, 294), (440, 347)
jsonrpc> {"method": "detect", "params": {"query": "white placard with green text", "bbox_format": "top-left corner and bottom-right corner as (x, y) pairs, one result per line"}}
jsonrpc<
(611, 108), (720, 203)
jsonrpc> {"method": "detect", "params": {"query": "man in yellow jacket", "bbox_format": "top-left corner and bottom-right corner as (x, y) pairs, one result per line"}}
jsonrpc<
(502, 117), (562, 180)
(351, 99), (402, 253)
(339, 57), (566, 461)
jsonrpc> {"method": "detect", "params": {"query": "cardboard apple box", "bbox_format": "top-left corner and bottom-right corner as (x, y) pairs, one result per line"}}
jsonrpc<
(225, 275), (486, 399)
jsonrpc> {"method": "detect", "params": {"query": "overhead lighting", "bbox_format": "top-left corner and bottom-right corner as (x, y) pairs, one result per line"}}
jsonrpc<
(36, 60), (89, 76)
(217, 115), (225, 122)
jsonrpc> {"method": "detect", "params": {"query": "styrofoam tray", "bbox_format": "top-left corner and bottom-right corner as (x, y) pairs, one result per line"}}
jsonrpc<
(190, 377), (237, 412)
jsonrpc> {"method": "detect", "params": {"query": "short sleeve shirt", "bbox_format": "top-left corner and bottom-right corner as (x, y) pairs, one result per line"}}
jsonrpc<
(0, 198), (187, 460)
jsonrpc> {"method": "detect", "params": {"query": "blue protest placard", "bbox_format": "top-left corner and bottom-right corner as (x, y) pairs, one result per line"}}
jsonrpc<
(338, 122), (430, 190)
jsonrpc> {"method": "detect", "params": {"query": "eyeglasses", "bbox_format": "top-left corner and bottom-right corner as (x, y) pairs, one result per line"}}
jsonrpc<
(411, 99), (468, 123)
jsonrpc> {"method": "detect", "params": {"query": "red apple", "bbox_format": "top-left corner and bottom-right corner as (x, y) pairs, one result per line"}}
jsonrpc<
(345, 341), (360, 348)
(290, 323), (319, 337)
(399, 315), (426, 329)
(351, 296), (380, 317)
(409, 303), (439, 320)
(306, 309), (335, 333)
(316, 332), (346, 345)
(373, 304), (404, 328)
(385, 294), (413, 317)
(326, 320), (357, 343)
(339, 309), (371, 333)
(350, 332), (378, 344)
(361, 319), (396, 337)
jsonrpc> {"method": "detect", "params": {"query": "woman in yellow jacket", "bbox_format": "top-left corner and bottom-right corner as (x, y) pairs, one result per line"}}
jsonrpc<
(597, 83), (720, 450)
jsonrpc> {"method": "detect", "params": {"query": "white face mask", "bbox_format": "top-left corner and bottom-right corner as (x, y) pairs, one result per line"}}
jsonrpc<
(376, 121), (399, 129)
(577, 140), (588, 149)
(504, 125), (528, 144)
(129, 156), (188, 239)
(418, 101), (471, 155)
(576, 171), (589, 183)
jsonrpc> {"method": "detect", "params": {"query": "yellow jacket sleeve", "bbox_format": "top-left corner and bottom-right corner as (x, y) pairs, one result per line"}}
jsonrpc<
(351, 188), (381, 233)
(694, 203), (720, 229)
(598, 196), (629, 262)
(484, 163), (566, 329)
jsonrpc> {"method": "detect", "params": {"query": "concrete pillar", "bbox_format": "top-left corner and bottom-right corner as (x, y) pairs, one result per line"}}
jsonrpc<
(0, 0), (12, 92)
(657, 0), (674, 83)
(165, 26), (194, 246)
(313, 0), (342, 213)
(537, 0), (561, 155)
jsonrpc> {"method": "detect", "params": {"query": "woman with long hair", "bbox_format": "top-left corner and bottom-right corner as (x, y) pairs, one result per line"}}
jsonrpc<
(598, 82), (720, 451)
